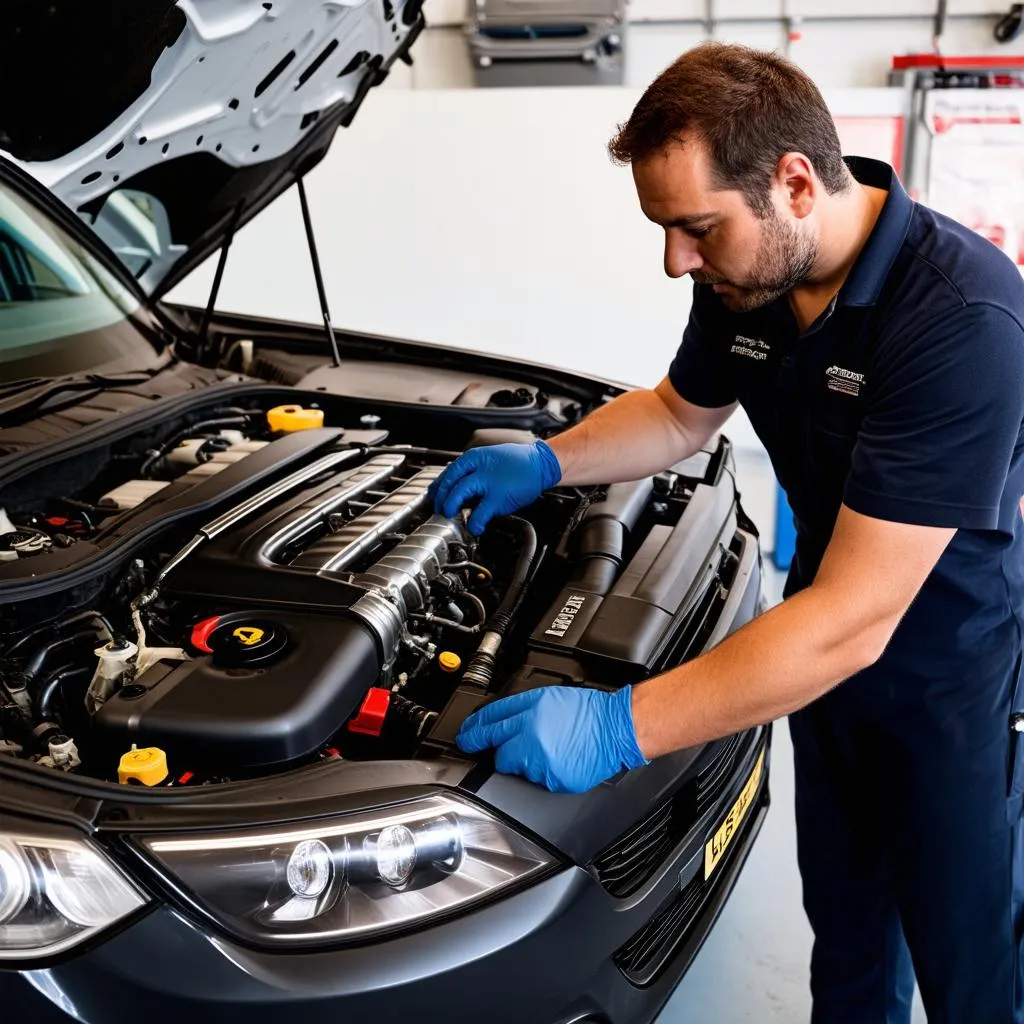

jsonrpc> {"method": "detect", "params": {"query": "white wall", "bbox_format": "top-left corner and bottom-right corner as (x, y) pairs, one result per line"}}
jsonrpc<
(164, 85), (904, 457)
(386, 0), (1024, 91)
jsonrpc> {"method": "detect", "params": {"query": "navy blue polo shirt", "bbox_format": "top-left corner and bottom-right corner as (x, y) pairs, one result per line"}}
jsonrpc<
(668, 156), (1024, 690)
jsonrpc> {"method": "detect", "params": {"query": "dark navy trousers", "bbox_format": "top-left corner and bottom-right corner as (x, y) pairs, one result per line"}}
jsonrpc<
(788, 648), (1024, 1024)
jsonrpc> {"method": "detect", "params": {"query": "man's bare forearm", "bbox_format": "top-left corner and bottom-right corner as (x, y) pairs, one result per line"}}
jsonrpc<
(548, 387), (712, 486)
(630, 581), (893, 758)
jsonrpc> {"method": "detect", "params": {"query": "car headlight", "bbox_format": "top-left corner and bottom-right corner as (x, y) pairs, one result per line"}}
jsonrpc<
(0, 829), (148, 961)
(135, 792), (556, 946)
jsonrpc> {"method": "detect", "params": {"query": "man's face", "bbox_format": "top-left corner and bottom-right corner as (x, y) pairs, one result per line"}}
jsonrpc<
(632, 139), (816, 313)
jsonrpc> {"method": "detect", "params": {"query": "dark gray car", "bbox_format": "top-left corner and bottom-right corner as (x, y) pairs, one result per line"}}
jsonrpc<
(0, 3), (770, 1021)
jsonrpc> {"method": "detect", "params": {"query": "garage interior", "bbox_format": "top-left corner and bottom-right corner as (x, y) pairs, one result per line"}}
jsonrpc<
(2, 0), (1024, 1020)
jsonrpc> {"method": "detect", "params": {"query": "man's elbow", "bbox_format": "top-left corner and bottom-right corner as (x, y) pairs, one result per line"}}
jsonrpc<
(839, 617), (898, 677)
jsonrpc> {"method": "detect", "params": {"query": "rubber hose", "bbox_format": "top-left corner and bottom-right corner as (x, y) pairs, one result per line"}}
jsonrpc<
(35, 667), (88, 722)
(21, 626), (109, 692)
(389, 693), (438, 738)
(462, 516), (538, 689)
(5, 610), (111, 661)
(486, 516), (538, 637)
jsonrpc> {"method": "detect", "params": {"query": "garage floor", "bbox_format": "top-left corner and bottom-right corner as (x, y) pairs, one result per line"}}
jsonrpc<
(654, 447), (928, 1024)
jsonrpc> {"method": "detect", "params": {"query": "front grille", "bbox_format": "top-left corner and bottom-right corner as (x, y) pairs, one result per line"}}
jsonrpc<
(614, 746), (767, 986)
(615, 869), (707, 983)
(592, 802), (674, 898)
(696, 731), (745, 818)
(592, 728), (761, 898)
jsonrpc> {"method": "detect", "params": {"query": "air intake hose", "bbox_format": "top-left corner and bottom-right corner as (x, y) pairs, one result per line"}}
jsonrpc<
(569, 477), (654, 595)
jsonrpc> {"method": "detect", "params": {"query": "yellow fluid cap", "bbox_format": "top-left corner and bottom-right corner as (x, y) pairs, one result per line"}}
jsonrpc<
(118, 746), (169, 787)
(438, 651), (461, 673)
(267, 405), (325, 433)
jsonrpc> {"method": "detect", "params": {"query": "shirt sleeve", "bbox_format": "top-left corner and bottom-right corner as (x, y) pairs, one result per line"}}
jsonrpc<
(667, 284), (738, 408)
(843, 302), (1024, 530)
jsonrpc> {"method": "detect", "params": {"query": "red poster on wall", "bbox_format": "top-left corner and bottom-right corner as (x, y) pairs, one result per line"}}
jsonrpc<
(833, 115), (905, 175)
(923, 91), (1024, 267)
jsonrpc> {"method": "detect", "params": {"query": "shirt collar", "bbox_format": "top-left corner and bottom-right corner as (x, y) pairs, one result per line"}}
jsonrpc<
(836, 156), (914, 308)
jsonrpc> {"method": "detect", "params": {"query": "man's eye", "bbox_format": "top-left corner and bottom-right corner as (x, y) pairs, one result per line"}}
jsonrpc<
(687, 226), (711, 240)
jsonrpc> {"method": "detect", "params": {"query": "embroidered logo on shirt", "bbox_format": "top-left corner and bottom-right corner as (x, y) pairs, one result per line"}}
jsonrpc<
(825, 365), (865, 397)
(731, 335), (770, 362)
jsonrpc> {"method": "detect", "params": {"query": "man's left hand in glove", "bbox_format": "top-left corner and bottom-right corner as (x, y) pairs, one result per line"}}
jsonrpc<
(455, 685), (649, 794)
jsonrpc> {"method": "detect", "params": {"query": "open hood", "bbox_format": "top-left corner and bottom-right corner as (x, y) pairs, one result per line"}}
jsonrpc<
(0, 0), (424, 297)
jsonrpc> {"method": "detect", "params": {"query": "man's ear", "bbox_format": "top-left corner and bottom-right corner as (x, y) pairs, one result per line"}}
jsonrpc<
(775, 152), (816, 219)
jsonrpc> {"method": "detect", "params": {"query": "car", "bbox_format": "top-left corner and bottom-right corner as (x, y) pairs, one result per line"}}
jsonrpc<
(0, 3), (771, 1022)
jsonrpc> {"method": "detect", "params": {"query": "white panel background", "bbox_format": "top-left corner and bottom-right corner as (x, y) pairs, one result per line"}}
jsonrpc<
(166, 86), (905, 450)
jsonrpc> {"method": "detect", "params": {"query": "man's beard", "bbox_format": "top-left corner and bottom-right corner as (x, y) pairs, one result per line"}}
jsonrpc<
(692, 213), (817, 313)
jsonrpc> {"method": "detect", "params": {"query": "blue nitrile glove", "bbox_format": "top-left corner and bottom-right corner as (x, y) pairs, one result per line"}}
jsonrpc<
(455, 686), (649, 794)
(428, 440), (562, 536)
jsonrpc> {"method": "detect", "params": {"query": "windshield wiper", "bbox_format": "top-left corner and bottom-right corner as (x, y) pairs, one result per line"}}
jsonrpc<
(0, 371), (160, 422)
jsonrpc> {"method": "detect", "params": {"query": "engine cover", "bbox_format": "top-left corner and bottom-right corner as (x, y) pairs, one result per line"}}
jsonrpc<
(93, 612), (380, 772)
(92, 448), (471, 774)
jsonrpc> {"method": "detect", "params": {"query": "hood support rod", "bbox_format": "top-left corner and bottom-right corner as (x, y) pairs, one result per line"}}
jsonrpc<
(297, 176), (342, 368)
(198, 200), (243, 356)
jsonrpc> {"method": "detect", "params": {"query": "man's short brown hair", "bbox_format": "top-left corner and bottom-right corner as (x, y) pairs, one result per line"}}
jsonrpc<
(608, 42), (849, 216)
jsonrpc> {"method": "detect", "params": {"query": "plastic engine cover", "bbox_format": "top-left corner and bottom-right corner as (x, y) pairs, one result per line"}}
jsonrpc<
(92, 611), (381, 774)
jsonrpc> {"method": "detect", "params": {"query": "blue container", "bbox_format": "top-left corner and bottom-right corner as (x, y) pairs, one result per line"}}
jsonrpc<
(773, 484), (796, 571)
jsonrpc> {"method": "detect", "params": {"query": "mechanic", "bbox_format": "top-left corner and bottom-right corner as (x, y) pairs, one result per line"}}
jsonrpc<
(429, 41), (1024, 1024)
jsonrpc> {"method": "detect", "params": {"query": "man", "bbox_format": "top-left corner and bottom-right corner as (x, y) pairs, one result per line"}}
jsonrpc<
(429, 42), (1024, 1024)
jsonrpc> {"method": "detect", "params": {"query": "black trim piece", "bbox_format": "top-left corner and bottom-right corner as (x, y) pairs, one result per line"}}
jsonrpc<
(592, 729), (763, 899)
(614, 748), (769, 986)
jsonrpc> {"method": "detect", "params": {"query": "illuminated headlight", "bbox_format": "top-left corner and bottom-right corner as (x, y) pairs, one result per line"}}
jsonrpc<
(136, 793), (554, 946)
(0, 831), (148, 961)
(286, 840), (333, 899)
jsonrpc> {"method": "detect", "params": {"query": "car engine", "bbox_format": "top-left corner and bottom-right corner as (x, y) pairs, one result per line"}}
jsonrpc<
(0, 394), (746, 788)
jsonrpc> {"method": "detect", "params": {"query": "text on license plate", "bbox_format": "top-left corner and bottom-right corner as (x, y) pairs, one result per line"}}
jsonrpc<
(704, 747), (764, 881)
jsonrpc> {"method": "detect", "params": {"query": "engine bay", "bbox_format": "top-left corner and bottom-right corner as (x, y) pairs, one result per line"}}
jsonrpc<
(0, 385), (745, 789)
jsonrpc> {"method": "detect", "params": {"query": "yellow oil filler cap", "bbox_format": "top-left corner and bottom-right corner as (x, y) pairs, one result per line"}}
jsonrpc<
(267, 405), (324, 433)
(118, 746), (169, 787)
(438, 651), (462, 673)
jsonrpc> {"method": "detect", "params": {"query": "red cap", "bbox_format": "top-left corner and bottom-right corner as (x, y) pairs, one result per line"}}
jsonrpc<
(190, 615), (222, 654)
(348, 687), (391, 736)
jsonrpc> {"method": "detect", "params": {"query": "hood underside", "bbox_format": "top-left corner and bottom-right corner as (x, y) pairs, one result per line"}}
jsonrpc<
(0, 0), (424, 296)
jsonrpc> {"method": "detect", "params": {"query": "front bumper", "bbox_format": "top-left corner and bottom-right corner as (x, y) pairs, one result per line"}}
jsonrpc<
(11, 731), (769, 1024)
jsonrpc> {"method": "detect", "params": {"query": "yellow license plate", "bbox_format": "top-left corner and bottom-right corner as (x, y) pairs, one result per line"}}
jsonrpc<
(704, 747), (764, 881)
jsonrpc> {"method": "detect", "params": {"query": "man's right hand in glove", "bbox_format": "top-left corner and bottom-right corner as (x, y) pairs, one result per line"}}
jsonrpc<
(429, 440), (562, 535)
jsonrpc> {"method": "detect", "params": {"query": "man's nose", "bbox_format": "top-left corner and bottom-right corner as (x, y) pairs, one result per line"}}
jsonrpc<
(664, 233), (703, 278)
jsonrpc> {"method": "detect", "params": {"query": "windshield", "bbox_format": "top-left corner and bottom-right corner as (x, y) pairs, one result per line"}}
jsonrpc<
(0, 178), (165, 383)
